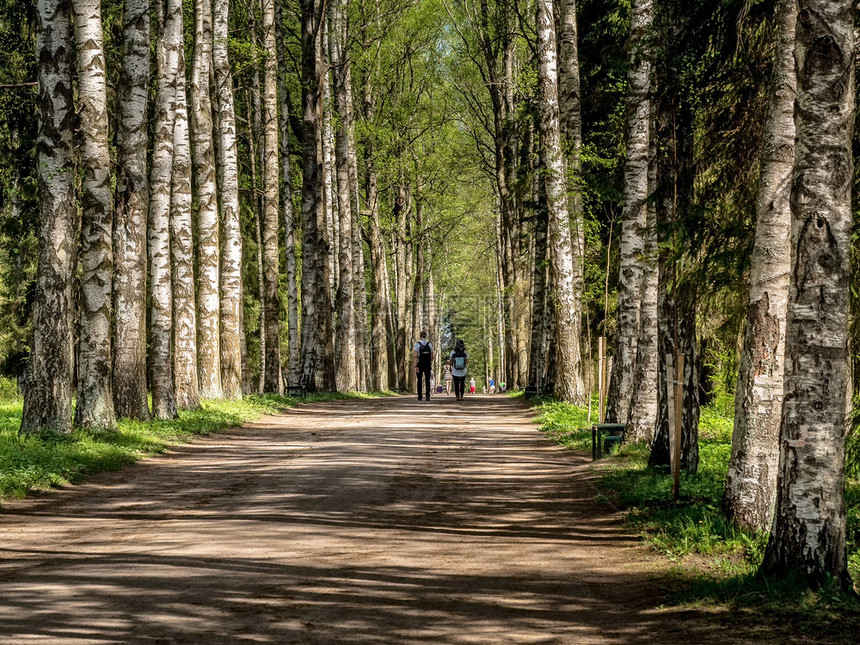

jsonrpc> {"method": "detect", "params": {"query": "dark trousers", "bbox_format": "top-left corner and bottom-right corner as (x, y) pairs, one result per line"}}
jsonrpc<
(417, 367), (432, 399)
(453, 375), (465, 399)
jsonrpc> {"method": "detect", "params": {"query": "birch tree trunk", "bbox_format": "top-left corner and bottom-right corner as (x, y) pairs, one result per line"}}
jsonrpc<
(537, 0), (578, 403)
(760, 0), (853, 590)
(147, 0), (181, 420)
(113, 0), (150, 421)
(626, 119), (659, 442)
(366, 147), (391, 391)
(171, 41), (201, 411)
(557, 0), (587, 403)
(300, 0), (325, 388)
(330, 0), (357, 392)
(275, 0), (302, 389)
(191, 0), (222, 400)
(72, 0), (116, 430)
(213, 0), (243, 400)
(606, 0), (653, 424)
(261, 0), (282, 393)
(723, 0), (796, 532)
(528, 194), (548, 388)
(21, 0), (77, 435)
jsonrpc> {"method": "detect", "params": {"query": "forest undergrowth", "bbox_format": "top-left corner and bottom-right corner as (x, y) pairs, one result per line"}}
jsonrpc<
(0, 381), (392, 502)
(534, 395), (860, 632)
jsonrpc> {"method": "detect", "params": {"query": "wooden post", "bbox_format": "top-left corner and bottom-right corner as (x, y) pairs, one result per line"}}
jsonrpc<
(671, 354), (684, 500)
(598, 336), (606, 423)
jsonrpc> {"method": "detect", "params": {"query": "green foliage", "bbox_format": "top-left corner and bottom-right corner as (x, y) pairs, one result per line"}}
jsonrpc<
(0, 391), (392, 502)
(530, 395), (859, 593)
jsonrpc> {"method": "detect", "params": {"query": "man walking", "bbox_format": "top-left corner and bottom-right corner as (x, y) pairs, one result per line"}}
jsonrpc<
(413, 331), (434, 401)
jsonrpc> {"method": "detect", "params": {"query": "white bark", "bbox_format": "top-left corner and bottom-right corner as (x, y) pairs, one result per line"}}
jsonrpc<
(761, 0), (853, 589)
(73, 0), (115, 430)
(330, 0), (357, 392)
(213, 0), (243, 400)
(113, 0), (150, 420)
(537, 0), (578, 403)
(607, 0), (653, 424)
(191, 0), (223, 399)
(171, 39), (201, 411)
(261, 0), (282, 393)
(148, 0), (181, 420)
(21, 0), (77, 435)
(724, 0), (796, 532)
(558, 0), (588, 403)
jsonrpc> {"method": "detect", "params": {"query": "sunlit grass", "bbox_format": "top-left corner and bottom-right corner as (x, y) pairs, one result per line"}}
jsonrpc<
(0, 390), (392, 501)
(531, 396), (859, 602)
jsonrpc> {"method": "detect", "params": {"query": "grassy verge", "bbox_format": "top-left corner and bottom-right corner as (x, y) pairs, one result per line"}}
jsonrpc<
(532, 397), (860, 635)
(0, 390), (392, 502)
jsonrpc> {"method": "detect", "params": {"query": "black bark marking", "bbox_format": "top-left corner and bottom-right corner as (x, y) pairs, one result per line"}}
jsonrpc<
(794, 214), (842, 295)
(748, 293), (780, 377)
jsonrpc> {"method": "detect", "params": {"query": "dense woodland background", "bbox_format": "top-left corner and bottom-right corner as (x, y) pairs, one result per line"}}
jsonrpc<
(0, 0), (858, 590)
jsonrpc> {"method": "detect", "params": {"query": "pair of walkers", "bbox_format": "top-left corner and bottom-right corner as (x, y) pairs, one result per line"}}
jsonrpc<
(413, 333), (469, 401)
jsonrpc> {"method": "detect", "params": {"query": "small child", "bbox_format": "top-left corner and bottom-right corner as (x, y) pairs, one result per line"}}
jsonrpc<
(469, 377), (476, 394)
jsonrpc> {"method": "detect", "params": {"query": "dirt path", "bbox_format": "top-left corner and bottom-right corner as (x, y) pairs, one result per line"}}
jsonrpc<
(0, 395), (784, 643)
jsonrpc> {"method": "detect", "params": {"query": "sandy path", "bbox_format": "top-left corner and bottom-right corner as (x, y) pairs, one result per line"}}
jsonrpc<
(0, 395), (783, 643)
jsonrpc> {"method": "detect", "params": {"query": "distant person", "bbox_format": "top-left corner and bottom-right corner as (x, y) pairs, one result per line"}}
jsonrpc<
(413, 331), (433, 401)
(450, 339), (468, 401)
(482, 385), (487, 394)
(488, 377), (495, 394)
(469, 377), (476, 395)
(443, 360), (453, 395)
(499, 380), (506, 393)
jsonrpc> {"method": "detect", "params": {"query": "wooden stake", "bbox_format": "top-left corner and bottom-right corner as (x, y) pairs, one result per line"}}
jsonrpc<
(672, 354), (684, 500)
(598, 336), (606, 423)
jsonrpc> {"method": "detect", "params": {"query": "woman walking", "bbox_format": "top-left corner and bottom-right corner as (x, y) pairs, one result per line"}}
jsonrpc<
(450, 339), (468, 401)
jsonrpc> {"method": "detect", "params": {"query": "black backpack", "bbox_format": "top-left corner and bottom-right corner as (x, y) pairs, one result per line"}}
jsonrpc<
(417, 341), (432, 368)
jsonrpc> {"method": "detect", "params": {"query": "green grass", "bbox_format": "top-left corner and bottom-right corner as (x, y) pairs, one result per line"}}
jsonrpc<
(0, 390), (392, 501)
(533, 396), (860, 633)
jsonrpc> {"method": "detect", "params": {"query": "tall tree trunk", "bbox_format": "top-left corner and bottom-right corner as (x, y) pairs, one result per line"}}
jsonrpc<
(536, 0), (579, 403)
(394, 180), (410, 390)
(330, 0), (356, 391)
(21, 0), (77, 435)
(246, 87), (266, 391)
(299, 0), (325, 388)
(627, 116), (659, 442)
(171, 39), (201, 411)
(366, 146), (390, 391)
(322, 48), (338, 309)
(760, 0), (853, 590)
(723, 0), (796, 532)
(528, 189), (548, 387)
(147, 0), (181, 420)
(191, 0), (222, 399)
(72, 0), (115, 430)
(261, 0), (282, 393)
(557, 0), (587, 402)
(606, 0), (653, 424)
(113, 0), (150, 421)
(213, 0), (243, 400)
(275, 0), (302, 389)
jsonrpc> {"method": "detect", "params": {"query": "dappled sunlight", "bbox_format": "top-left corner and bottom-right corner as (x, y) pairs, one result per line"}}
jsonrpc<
(0, 395), (757, 643)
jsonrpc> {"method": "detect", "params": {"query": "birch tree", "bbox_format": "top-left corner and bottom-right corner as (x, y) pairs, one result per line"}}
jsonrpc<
(191, 0), (223, 399)
(171, 35), (201, 410)
(760, 0), (853, 590)
(213, 0), (244, 400)
(536, 0), (579, 403)
(20, 0), (77, 435)
(330, 0), (357, 391)
(275, 0), (302, 389)
(606, 0), (653, 425)
(723, 0), (796, 532)
(261, 0), (282, 393)
(72, 0), (115, 430)
(558, 0), (587, 403)
(113, 0), (150, 420)
(148, 0), (182, 419)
